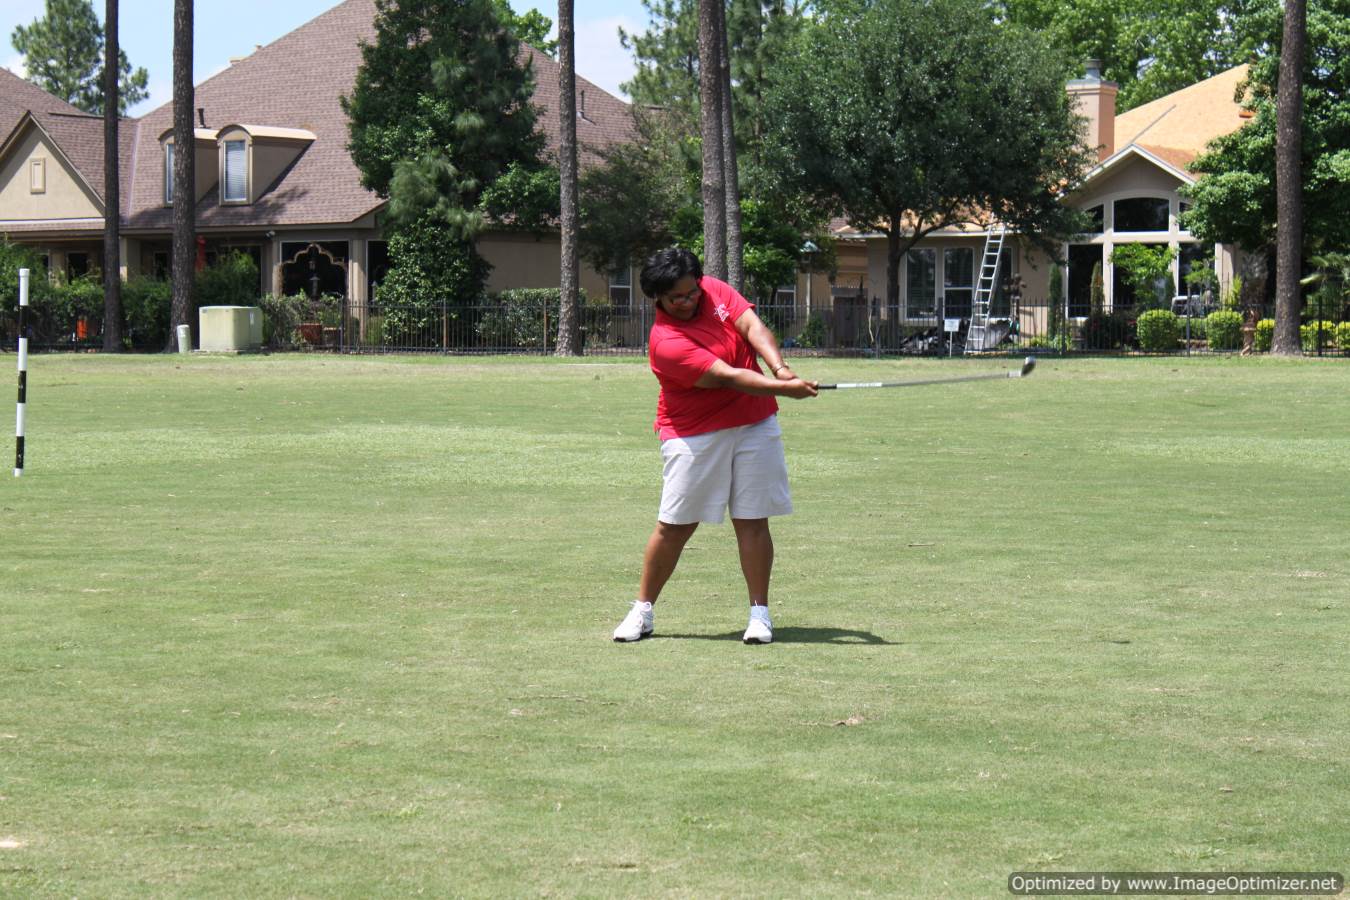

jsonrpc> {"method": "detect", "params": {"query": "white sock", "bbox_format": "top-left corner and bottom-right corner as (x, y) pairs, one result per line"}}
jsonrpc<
(749, 605), (771, 622)
(635, 601), (653, 612)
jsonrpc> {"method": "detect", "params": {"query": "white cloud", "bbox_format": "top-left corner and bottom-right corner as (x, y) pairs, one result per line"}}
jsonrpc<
(574, 15), (640, 102)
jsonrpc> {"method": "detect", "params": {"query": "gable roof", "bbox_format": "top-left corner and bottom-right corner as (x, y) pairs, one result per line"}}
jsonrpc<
(0, 66), (133, 212)
(1113, 64), (1250, 173)
(126, 0), (384, 231)
(121, 0), (636, 232)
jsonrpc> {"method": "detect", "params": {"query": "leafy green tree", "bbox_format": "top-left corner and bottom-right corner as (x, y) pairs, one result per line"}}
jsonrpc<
(763, 0), (1090, 311)
(621, 0), (808, 192)
(1181, 0), (1349, 283)
(578, 136), (683, 276)
(493, 0), (557, 56)
(343, 0), (546, 312)
(1110, 243), (1177, 310)
(998, 0), (1256, 111)
(11, 0), (148, 114)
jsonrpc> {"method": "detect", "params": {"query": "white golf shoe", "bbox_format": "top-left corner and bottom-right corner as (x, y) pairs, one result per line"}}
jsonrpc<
(743, 610), (773, 644)
(612, 601), (654, 642)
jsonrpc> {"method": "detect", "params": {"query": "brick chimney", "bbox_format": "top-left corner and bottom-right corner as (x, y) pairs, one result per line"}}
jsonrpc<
(1066, 59), (1117, 163)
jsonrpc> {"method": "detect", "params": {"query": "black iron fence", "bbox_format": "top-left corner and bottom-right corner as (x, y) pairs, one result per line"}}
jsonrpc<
(4, 295), (1348, 357)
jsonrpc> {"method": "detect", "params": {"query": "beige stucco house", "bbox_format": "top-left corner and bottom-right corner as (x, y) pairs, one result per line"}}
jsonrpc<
(858, 63), (1254, 333)
(0, 0), (641, 312)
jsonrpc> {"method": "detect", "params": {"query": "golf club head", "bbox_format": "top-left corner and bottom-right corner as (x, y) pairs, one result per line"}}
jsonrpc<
(1020, 356), (1037, 378)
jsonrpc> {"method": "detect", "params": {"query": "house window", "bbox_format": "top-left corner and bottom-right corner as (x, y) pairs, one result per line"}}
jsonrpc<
(164, 143), (174, 204)
(1113, 197), (1169, 232)
(30, 158), (46, 193)
(609, 267), (632, 311)
(906, 249), (936, 318)
(1083, 204), (1103, 234)
(942, 247), (974, 319)
(68, 253), (91, 280)
(990, 248), (1016, 317)
(774, 283), (796, 305)
(367, 241), (389, 305)
(1067, 244), (1100, 318)
(1178, 242), (1211, 297)
(1112, 242), (1171, 310)
(223, 140), (247, 202)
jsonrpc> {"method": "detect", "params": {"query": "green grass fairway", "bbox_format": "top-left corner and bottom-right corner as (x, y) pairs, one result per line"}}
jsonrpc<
(2, 354), (1346, 897)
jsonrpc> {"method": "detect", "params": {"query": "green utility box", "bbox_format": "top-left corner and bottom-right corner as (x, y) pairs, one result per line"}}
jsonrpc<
(199, 306), (263, 352)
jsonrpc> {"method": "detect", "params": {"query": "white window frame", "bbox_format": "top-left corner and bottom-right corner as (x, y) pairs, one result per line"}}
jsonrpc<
(608, 266), (632, 310)
(223, 139), (248, 203)
(163, 143), (174, 205)
(774, 282), (796, 305)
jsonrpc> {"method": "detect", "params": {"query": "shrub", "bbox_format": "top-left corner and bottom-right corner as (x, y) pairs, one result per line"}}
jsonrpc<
(258, 293), (328, 348)
(1182, 315), (1206, 340)
(1221, 275), (1243, 311)
(1205, 309), (1243, 351)
(796, 312), (827, 349)
(1337, 321), (1350, 352)
(122, 276), (172, 350)
(475, 288), (592, 351)
(1254, 318), (1275, 351)
(1300, 320), (1338, 352)
(196, 251), (260, 308)
(1136, 309), (1181, 352)
(1082, 310), (1132, 350)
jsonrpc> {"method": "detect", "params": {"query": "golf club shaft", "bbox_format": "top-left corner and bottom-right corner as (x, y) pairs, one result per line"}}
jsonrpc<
(820, 371), (1024, 390)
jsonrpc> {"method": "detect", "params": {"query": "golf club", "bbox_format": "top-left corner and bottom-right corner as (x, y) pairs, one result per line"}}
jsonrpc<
(818, 356), (1036, 390)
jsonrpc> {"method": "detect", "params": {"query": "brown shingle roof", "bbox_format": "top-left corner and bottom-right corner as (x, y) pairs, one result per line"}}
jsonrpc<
(6, 1), (637, 235)
(523, 45), (637, 168)
(126, 0), (383, 231)
(1114, 65), (1249, 172)
(0, 67), (132, 210)
(119, 0), (636, 232)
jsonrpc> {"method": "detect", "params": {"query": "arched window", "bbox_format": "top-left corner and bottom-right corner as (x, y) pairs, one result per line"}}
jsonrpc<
(1113, 197), (1169, 232)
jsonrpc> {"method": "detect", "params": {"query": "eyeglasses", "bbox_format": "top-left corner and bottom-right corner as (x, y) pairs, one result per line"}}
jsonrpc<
(660, 285), (702, 306)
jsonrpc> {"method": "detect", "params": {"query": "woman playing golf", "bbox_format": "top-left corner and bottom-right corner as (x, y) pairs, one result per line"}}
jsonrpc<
(613, 248), (818, 645)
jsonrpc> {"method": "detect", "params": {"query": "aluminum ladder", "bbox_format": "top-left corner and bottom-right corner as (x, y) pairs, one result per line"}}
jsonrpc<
(964, 222), (1006, 353)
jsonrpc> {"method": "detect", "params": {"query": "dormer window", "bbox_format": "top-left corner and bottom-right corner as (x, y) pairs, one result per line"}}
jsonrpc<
(213, 124), (315, 206)
(223, 140), (248, 202)
(160, 127), (218, 207)
(164, 143), (174, 204)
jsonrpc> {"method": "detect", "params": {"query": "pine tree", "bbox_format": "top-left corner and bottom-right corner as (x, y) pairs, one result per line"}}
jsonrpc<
(169, 0), (194, 352)
(1272, 0), (1306, 355)
(101, 0), (122, 351)
(556, 0), (582, 356)
(11, 0), (149, 115)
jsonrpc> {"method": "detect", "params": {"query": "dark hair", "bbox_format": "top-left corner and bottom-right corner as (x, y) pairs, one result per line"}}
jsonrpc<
(640, 247), (702, 299)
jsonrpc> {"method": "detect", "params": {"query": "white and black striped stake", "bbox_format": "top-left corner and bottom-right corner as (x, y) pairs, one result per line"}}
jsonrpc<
(14, 267), (28, 477)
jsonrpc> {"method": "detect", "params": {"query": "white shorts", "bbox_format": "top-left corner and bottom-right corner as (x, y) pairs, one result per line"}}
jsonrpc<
(658, 416), (793, 525)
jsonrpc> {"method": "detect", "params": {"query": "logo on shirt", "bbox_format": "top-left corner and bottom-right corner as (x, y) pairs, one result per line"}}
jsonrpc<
(714, 302), (731, 322)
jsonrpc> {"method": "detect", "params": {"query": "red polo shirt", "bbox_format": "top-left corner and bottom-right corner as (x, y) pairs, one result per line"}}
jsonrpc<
(649, 276), (778, 439)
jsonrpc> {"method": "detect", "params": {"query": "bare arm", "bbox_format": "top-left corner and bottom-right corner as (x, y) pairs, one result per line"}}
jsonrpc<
(733, 308), (800, 380)
(694, 358), (818, 398)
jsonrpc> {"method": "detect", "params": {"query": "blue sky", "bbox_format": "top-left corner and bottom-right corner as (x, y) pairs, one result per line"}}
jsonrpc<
(1, 0), (647, 117)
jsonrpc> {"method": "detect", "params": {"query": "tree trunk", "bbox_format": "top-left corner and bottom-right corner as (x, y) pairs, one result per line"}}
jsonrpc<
(697, 0), (727, 279)
(102, 0), (123, 351)
(1272, 0), (1306, 356)
(555, 0), (582, 356)
(169, 0), (195, 352)
(885, 222), (901, 313)
(717, 0), (743, 292)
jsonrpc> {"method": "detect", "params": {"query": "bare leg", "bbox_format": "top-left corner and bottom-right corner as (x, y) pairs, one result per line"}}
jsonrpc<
(731, 517), (773, 606)
(638, 521), (699, 604)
